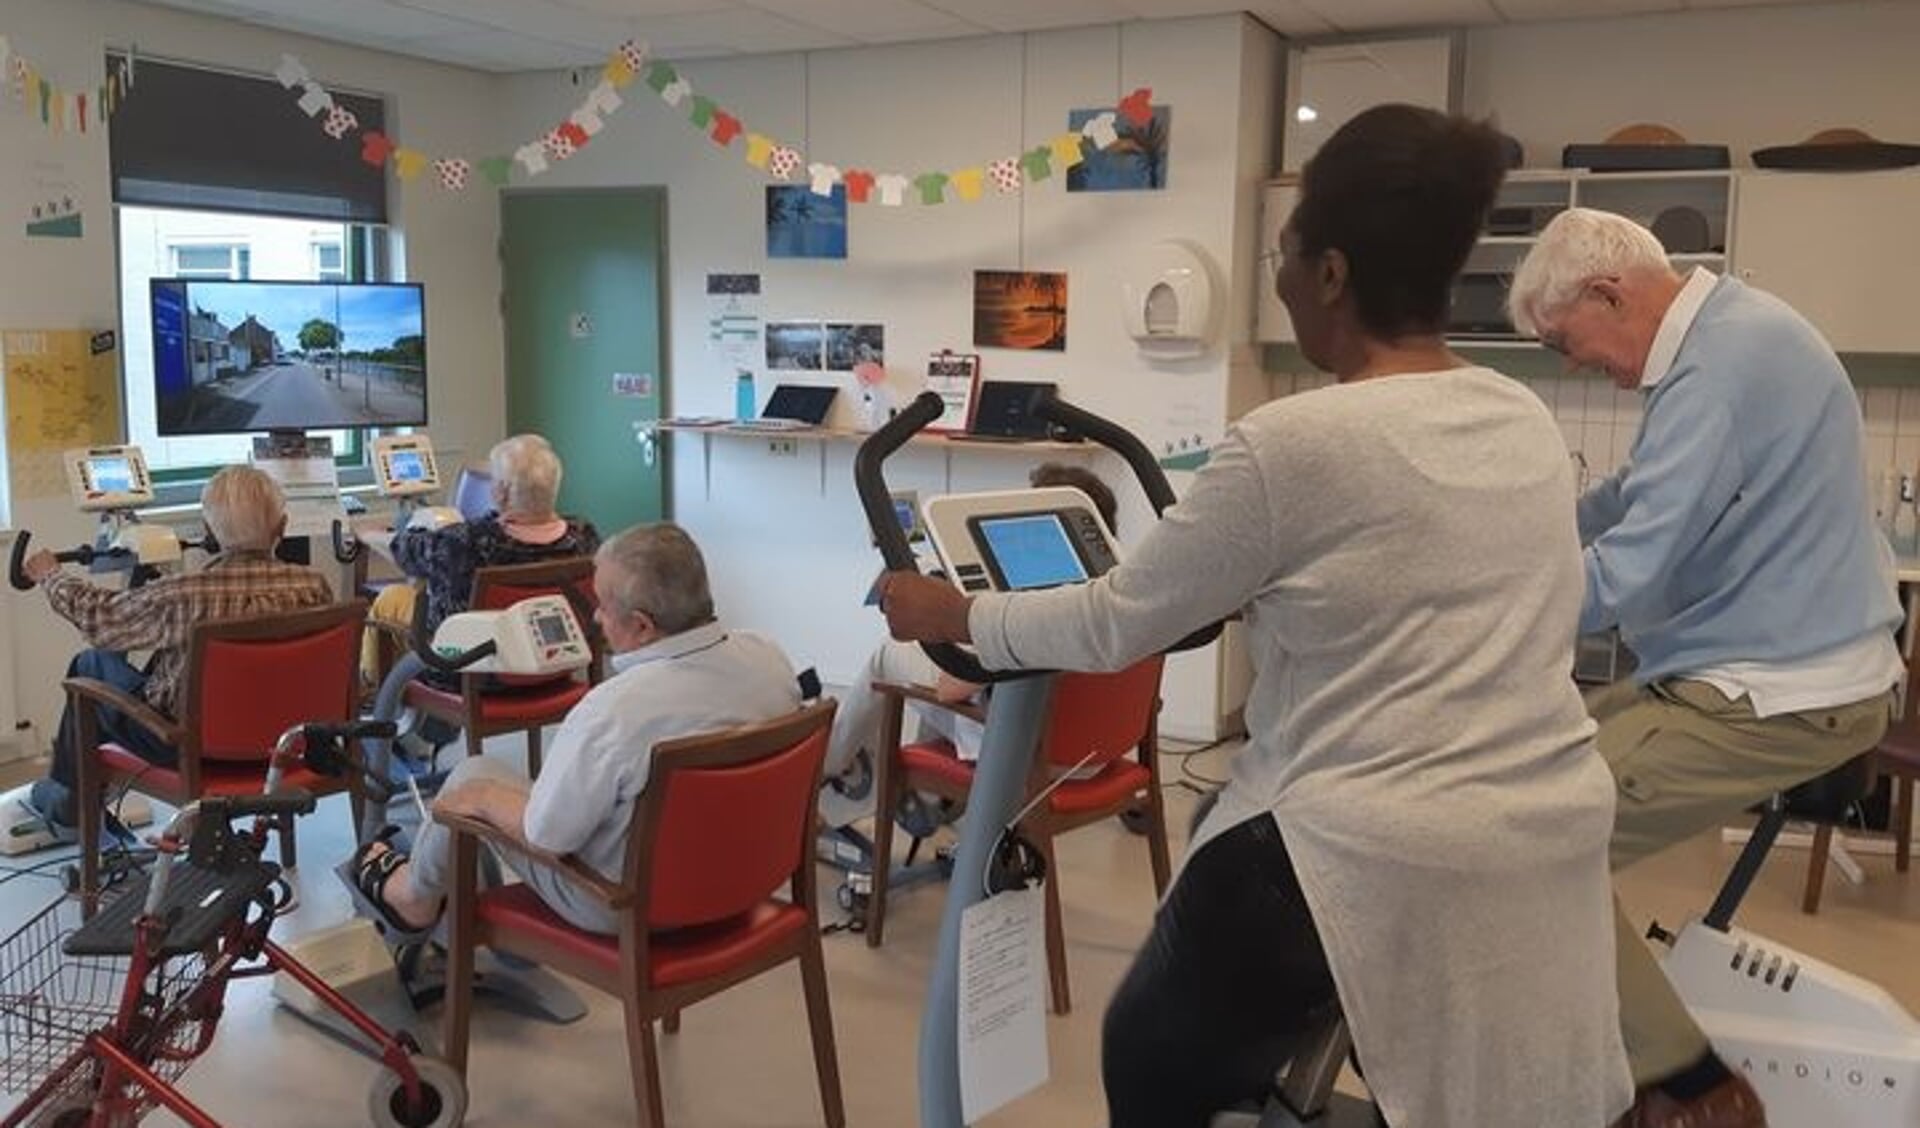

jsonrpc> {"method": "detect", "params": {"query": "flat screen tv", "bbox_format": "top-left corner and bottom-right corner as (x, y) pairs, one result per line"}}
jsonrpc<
(150, 279), (427, 435)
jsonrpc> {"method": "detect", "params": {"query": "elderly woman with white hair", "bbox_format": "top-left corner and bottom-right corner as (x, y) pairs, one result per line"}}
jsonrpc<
(21, 465), (334, 835)
(367, 433), (600, 681)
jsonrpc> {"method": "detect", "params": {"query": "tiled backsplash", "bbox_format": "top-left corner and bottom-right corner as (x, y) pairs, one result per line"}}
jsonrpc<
(1263, 345), (1920, 488)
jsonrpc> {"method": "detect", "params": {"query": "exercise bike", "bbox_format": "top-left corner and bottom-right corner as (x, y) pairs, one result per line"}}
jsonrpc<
(0, 446), (218, 857)
(855, 391), (1377, 1127)
(272, 591), (600, 1049)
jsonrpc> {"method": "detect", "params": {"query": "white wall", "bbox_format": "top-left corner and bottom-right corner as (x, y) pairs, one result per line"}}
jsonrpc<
(0, 0), (504, 751)
(496, 15), (1280, 737)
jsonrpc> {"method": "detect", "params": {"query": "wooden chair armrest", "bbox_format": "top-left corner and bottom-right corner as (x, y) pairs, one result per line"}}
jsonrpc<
(61, 676), (185, 748)
(870, 678), (987, 724)
(432, 809), (631, 908)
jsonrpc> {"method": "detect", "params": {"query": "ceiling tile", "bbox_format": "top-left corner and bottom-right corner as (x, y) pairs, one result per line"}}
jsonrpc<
(408, 28), (610, 70)
(627, 8), (859, 53)
(950, 0), (1140, 34)
(747, 0), (991, 41)
(1119, 0), (1337, 36)
(1492, 0), (1678, 19)
(139, 0), (488, 41)
(395, 0), (632, 47)
(545, 0), (736, 16)
(1297, 0), (1501, 33)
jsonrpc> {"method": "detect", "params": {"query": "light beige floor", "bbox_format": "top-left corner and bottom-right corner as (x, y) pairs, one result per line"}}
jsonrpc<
(0, 738), (1914, 1127)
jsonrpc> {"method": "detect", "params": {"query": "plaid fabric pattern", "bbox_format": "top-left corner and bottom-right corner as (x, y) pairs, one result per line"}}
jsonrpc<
(43, 551), (334, 717)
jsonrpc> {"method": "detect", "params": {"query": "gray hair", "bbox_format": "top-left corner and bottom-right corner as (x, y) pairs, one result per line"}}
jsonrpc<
(202, 465), (285, 551)
(595, 523), (715, 634)
(1508, 207), (1674, 335)
(488, 434), (562, 517)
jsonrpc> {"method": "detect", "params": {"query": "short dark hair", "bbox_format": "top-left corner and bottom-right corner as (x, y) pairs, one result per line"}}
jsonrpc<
(1031, 463), (1118, 534)
(1288, 104), (1508, 338)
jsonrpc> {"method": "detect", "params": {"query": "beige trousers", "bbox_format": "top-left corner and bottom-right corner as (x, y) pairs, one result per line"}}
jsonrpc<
(1589, 677), (1893, 1084)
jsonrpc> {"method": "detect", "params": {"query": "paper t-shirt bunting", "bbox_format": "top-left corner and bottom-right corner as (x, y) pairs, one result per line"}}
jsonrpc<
(988, 159), (1021, 194)
(689, 95), (718, 130)
(1119, 87), (1154, 127)
(744, 133), (775, 169)
(710, 112), (742, 146)
(1049, 133), (1086, 169)
(543, 128), (576, 162)
(769, 146), (802, 181)
(951, 167), (985, 201)
(360, 131), (395, 168)
(913, 172), (949, 205)
(321, 104), (358, 140)
(842, 169), (876, 203)
(478, 156), (514, 187)
(874, 173), (910, 207)
(1020, 147), (1053, 182)
(618, 40), (649, 74)
(808, 162), (841, 196)
(1080, 111), (1120, 150)
(433, 158), (471, 190)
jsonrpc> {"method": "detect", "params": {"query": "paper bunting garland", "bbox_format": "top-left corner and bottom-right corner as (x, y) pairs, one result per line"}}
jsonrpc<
(275, 39), (641, 192)
(261, 24), (1154, 208)
(2, 33), (135, 135)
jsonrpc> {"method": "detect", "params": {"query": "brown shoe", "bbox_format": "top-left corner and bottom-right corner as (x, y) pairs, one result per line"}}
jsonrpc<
(1610, 1073), (1766, 1128)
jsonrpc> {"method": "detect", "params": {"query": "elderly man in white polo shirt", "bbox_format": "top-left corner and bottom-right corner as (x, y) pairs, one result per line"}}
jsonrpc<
(349, 521), (801, 936)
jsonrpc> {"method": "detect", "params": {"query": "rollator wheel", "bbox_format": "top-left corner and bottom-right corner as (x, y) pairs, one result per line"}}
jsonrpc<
(366, 1054), (469, 1128)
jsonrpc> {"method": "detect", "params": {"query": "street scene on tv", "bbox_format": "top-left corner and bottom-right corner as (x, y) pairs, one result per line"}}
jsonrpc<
(152, 281), (426, 433)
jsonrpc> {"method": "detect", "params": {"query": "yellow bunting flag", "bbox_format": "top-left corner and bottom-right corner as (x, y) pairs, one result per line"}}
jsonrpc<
(951, 167), (985, 201)
(744, 133), (775, 170)
(604, 57), (635, 88)
(1049, 132), (1087, 170)
(394, 148), (429, 181)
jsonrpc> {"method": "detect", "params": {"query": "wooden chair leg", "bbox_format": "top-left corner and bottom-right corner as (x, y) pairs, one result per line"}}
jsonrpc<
(526, 726), (543, 779)
(1144, 786), (1172, 898)
(442, 833), (479, 1073)
(799, 935), (848, 1128)
(1037, 831), (1070, 1015)
(1802, 823), (1835, 914)
(1896, 776), (1913, 875)
(865, 697), (906, 948)
(464, 719), (485, 760)
(278, 812), (298, 870)
(625, 997), (666, 1128)
(76, 751), (102, 913)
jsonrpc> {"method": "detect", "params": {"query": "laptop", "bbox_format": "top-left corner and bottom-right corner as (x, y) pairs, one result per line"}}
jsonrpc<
(735, 384), (838, 431)
(961, 380), (1058, 442)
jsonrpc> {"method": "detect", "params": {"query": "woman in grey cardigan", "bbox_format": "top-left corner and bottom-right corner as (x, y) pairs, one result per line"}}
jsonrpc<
(877, 104), (1632, 1128)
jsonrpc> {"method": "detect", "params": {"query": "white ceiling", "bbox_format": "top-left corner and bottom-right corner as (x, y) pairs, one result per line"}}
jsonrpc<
(128, 0), (1851, 72)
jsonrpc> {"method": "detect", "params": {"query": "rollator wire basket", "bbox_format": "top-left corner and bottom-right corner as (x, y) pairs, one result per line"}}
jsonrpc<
(0, 862), (273, 1128)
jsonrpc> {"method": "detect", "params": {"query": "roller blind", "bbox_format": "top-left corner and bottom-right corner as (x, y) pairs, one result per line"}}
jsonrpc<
(107, 54), (388, 224)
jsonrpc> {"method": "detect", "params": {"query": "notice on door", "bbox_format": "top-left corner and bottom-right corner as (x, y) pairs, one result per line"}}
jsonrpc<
(612, 372), (652, 398)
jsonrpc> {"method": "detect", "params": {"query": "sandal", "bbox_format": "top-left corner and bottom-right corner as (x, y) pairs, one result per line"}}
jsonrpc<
(344, 826), (438, 940)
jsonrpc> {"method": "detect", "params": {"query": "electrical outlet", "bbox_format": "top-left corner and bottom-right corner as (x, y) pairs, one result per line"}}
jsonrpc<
(768, 438), (797, 457)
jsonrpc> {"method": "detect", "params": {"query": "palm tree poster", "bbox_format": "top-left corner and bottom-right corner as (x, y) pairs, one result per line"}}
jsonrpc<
(1068, 105), (1171, 192)
(974, 270), (1068, 352)
(766, 184), (848, 259)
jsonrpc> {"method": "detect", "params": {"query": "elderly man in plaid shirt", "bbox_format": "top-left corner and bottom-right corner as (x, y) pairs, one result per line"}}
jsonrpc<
(22, 465), (333, 837)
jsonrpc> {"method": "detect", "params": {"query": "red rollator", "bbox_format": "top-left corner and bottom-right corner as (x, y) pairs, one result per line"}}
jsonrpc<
(0, 721), (466, 1128)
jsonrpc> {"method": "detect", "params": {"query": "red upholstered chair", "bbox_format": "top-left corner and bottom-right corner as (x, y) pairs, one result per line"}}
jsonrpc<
(1872, 635), (1920, 883)
(864, 656), (1171, 1014)
(67, 600), (370, 904)
(438, 700), (844, 1128)
(401, 557), (601, 777)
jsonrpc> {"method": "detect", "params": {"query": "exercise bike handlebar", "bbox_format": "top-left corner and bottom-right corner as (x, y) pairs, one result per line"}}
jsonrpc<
(330, 519), (364, 564)
(408, 587), (497, 673)
(8, 530), (120, 591)
(853, 393), (1001, 685)
(854, 392), (1223, 684)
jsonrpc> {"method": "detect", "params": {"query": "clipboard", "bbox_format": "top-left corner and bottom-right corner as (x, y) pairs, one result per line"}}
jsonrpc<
(925, 350), (981, 434)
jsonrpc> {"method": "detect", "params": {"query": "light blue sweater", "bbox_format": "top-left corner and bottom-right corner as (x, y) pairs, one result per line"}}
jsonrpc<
(1577, 275), (1900, 684)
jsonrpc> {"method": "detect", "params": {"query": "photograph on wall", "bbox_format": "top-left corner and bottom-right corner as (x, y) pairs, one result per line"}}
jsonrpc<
(825, 323), (885, 370)
(766, 184), (848, 260)
(1067, 105), (1172, 192)
(765, 321), (826, 370)
(973, 271), (1069, 352)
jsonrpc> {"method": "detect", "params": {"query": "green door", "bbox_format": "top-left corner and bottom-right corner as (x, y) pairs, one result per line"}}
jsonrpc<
(501, 189), (665, 533)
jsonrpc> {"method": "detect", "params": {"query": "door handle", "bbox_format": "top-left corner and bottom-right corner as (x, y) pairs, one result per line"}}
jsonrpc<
(634, 420), (657, 468)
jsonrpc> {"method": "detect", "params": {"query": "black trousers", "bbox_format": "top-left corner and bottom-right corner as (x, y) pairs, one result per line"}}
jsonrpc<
(1102, 812), (1340, 1128)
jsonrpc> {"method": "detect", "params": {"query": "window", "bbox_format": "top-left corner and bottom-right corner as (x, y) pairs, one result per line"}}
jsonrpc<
(312, 242), (345, 281)
(120, 207), (363, 473)
(107, 54), (391, 479)
(169, 242), (251, 279)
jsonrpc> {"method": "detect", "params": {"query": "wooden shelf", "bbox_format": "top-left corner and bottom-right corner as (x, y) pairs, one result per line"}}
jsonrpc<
(653, 421), (1090, 454)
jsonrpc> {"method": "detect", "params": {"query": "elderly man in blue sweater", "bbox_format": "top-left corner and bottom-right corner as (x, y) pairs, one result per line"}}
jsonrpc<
(1510, 208), (1902, 1128)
